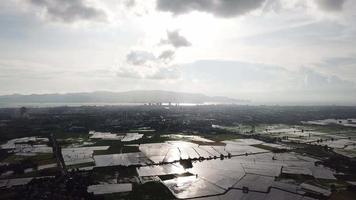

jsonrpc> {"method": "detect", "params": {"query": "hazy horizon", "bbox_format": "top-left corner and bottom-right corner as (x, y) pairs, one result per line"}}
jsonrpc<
(0, 90), (356, 106)
(1, 0), (356, 105)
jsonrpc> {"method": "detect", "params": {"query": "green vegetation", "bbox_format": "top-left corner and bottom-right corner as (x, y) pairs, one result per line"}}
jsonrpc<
(128, 181), (175, 200)
(67, 162), (95, 169)
(315, 179), (349, 191)
(93, 145), (140, 155)
(329, 190), (356, 200)
(303, 125), (356, 137)
(252, 144), (279, 152)
(2, 153), (55, 165)
(92, 166), (138, 183)
(98, 193), (131, 200)
(203, 133), (243, 141)
(294, 145), (334, 159)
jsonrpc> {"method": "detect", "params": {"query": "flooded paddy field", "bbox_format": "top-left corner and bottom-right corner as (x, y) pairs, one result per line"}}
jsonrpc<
(1, 105), (356, 199)
(303, 119), (356, 128)
(1, 132), (345, 199)
(0, 128), (354, 200)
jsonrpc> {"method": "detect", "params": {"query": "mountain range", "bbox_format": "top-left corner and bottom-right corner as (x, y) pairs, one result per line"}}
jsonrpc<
(0, 91), (248, 104)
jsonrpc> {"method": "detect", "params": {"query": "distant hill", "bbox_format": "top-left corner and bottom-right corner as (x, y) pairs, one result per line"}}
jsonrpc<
(0, 91), (248, 104)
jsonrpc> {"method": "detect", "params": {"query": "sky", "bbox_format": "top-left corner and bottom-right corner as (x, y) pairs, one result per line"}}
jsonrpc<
(0, 0), (356, 104)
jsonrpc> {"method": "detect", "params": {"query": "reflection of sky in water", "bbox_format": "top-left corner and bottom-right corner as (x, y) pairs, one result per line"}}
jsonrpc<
(137, 140), (337, 199)
(164, 175), (225, 198)
(172, 176), (197, 192)
(159, 150), (336, 199)
(137, 163), (186, 176)
(163, 148), (181, 162)
(139, 140), (269, 164)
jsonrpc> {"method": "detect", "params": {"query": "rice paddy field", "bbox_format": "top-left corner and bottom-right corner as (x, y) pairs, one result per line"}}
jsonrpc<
(1, 111), (356, 199)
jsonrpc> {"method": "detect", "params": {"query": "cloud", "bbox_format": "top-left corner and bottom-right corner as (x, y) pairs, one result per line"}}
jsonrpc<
(118, 50), (180, 80)
(241, 20), (347, 46)
(156, 0), (266, 17)
(161, 30), (191, 48)
(29, 0), (106, 22)
(300, 67), (354, 91)
(321, 56), (356, 67)
(124, 0), (136, 8)
(116, 66), (144, 79)
(146, 67), (180, 79)
(117, 64), (180, 80)
(313, 56), (356, 82)
(126, 51), (156, 65)
(181, 60), (356, 102)
(314, 0), (346, 12)
(118, 30), (191, 80)
(158, 50), (175, 61)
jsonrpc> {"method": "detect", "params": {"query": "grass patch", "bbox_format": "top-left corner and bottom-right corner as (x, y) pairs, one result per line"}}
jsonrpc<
(2, 154), (26, 164)
(329, 190), (356, 200)
(122, 145), (140, 153)
(3, 153), (55, 165)
(316, 179), (349, 191)
(252, 144), (278, 152)
(4, 167), (59, 179)
(67, 162), (95, 169)
(203, 133), (243, 142)
(128, 181), (175, 200)
(294, 144), (333, 159)
(31, 153), (56, 165)
(99, 192), (131, 200)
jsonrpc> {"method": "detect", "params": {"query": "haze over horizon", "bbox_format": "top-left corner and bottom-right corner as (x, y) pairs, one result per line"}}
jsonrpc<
(0, 90), (355, 106)
(1, 0), (356, 104)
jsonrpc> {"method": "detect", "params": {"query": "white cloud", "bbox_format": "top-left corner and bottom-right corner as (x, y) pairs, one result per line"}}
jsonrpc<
(126, 50), (156, 65)
(118, 49), (180, 80)
(117, 63), (180, 80)
(117, 29), (192, 80)
(0, 0), (355, 104)
(180, 60), (356, 103)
